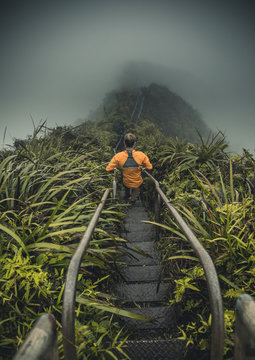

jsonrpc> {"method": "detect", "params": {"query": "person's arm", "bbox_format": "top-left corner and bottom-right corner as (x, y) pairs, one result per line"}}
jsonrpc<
(142, 154), (153, 170)
(106, 154), (119, 172)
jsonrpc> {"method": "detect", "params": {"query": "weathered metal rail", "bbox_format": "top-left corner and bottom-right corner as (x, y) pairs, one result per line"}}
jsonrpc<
(13, 314), (58, 360)
(234, 294), (255, 360)
(143, 169), (225, 360)
(62, 188), (111, 360)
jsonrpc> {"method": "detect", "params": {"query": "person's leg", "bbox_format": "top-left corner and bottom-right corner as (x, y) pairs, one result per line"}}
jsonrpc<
(130, 187), (140, 202)
(124, 185), (130, 201)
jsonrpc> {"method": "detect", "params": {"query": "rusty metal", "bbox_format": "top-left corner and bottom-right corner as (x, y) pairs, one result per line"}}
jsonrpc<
(62, 188), (111, 360)
(234, 294), (255, 360)
(144, 170), (224, 360)
(13, 314), (58, 360)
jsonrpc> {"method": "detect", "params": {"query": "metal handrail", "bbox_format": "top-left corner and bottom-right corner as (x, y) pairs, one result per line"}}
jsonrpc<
(143, 170), (224, 360)
(13, 314), (58, 360)
(62, 188), (111, 360)
(234, 294), (255, 359)
(113, 169), (117, 200)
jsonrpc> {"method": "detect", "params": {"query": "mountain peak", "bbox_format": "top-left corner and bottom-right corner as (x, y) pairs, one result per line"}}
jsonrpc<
(90, 83), (210, 143)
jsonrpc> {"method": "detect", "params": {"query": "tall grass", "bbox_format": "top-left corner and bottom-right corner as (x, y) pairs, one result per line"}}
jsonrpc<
(0, 124), (137, 359)
(149, 135), (255, 357)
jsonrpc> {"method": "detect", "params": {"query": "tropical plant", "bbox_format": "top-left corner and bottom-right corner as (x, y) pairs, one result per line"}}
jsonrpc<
(0, 124), (145, 359)
(159, 131), (228, 172)
(149, 148), (255, 358)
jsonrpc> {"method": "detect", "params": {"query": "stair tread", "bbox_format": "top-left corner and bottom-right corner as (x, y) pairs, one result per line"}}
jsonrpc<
(125, 211), (149, 221)
(122, 241), (161, 265)
(114, 201), (183, 359)
(127, 241), (157, 252)
(114, 283), (170, 302)
(124, 222), (153, 233)
(123, 252), (160, 266)
(121, 305), (177, 330)
(115, 339), (186, 360)
(123, 228), (155, 242)
(120, 264), (163, 282)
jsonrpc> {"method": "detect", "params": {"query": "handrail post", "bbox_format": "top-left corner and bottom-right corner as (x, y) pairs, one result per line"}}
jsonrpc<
(13, 314), (58, 360)
(62, 188), (111, 360)
(154, 192), (161, 241)
(113, 169), (117, 201)
(234, 294), (255, 360)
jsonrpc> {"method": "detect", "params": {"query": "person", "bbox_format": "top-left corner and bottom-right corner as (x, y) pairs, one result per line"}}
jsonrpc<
(106, 133), (153, 204)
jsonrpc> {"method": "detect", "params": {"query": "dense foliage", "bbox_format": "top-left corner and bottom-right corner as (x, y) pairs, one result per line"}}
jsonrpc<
(0, 123), (137, 359)
(142, 132), (255, 358)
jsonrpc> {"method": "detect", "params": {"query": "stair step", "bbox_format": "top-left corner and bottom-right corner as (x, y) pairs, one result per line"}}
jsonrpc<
(129, 200), (143, 207)
(113, 201), (184, 359)
(121, 305), (177, 330)
(125, 207), (149, 220)
(117, 339), (186, 360)
(124, 221), (153, 233)
(123, 228), (155, 242)
(124, 218), (149, 225)
(114, 283), (170, 302)
(127, 241), (158, 253)
(123, 241), (161, 265)
(120, 265), (163, 282)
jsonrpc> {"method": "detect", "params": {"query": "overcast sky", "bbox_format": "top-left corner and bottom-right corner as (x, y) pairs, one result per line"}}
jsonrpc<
(1, 0), (255, 153)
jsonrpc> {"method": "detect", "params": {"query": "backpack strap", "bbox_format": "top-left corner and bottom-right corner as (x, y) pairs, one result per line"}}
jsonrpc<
(123, 150), (139, 168)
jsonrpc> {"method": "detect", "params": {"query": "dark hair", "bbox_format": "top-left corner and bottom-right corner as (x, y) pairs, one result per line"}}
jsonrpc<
(124, 133), (136, 147)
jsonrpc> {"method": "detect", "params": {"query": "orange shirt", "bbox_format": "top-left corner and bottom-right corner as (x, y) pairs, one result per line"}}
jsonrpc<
(106, 150), (153, 188)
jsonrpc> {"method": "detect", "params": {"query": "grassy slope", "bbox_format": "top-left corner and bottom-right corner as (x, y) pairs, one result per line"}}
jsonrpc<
(0, 123), (131, 359)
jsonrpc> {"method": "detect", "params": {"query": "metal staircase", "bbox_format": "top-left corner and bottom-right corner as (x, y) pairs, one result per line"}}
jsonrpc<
(113, 194), (186, 359)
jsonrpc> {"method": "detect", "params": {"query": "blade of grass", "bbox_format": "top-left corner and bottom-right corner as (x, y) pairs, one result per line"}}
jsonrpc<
(0, 224), (28, 255)
(76, 296), (151, 322)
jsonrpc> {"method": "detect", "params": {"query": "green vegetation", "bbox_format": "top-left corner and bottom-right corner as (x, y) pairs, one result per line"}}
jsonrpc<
(143, 132), (255, 358)
(1, 83), (255, 359)
(0, 123), (142, 359)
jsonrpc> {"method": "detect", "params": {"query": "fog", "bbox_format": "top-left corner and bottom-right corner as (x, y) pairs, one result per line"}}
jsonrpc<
(1, 0), (255, 153)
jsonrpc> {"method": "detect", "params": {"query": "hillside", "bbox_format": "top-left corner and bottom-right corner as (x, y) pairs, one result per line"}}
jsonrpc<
(87, 83), (210, 143)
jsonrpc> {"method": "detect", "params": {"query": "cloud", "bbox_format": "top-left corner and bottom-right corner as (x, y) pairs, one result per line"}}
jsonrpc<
(1, 0), (255, 152)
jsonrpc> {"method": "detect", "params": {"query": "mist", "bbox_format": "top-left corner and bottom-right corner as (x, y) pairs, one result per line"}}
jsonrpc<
(1, 0), (255, 153)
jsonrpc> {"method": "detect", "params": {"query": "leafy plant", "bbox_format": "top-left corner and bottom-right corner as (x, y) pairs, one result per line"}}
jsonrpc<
(150, 147), (255, 358)
(0, 124), (132, 359)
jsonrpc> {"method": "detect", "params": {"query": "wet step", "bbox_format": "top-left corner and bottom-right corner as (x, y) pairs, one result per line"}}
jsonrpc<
(120, 339), (186, 360)
(114, 196), (182, 359)
(124, 228), (155, 242)
(124, 220), (153, 233)
(121, 305), (177, 330)
(124, 207), (149, 221)
(114, 283), (170, 302)
(120, 264), (163, 282)
(122, 241), (161, 265)
(124, 215), (149, 224)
